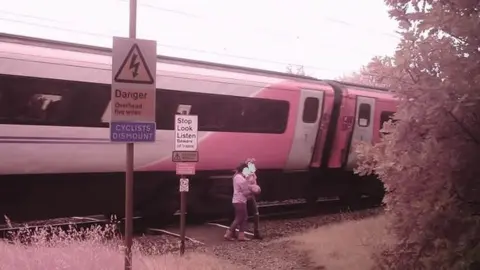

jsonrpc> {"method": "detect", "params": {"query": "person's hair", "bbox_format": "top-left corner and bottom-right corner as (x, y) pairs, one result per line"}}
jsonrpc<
(235, 163), (248, 174)
(245, 158), (256, 164)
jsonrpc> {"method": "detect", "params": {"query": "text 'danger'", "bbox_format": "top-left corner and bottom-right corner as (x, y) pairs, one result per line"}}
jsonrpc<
(110, 89), (156, 122)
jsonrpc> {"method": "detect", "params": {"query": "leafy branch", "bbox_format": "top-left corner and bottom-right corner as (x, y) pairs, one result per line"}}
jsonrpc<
(452, 181), (480, 206)
(447, 111), (480, 145)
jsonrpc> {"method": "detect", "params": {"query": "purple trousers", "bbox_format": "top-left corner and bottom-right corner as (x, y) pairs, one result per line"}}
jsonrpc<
(229, 202), (248, 233)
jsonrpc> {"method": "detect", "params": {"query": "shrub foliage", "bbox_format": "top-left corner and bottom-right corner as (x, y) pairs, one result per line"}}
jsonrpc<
(351, 0), (480, 269)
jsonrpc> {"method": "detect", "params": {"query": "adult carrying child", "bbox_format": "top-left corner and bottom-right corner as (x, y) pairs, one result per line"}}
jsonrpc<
(224, 162), (261, 241)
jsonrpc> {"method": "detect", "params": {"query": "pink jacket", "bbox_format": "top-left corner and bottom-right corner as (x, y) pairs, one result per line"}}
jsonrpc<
(232, 173), (252, 204)
(246, 173), (257, 185)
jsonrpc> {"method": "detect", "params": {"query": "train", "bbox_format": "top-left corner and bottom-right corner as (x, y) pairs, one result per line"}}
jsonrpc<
(0, 33), (397, 224)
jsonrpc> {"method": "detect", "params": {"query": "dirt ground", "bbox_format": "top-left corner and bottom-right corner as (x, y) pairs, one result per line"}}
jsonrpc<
(281, 214), (394, 270)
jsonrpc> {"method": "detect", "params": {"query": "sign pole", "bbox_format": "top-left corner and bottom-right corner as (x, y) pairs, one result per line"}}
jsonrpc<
(179, 174), (187, 255)
(111, 2), (156, 269)
(125, 1), (136, 269)
(174, 110), (197, 256)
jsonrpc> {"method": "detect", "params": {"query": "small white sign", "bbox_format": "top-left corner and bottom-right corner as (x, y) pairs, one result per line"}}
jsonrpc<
(179, 177), (189, 192)
(359, 118), (368, 127)
(174, 115), (198, 151)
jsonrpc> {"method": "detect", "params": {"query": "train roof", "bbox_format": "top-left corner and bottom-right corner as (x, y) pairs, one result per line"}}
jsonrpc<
(326, 80), (396, 101)
(0, 33), (333, 89)
(0, 33), (397, 100)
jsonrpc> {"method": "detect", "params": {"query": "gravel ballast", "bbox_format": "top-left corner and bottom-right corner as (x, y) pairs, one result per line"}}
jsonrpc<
(139, 207), (384, 270)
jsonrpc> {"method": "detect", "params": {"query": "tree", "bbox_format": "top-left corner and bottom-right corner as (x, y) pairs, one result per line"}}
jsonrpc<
(354, 1), (480, 269)
(337, 56), (393, 88)
(286, 64), (307, 76)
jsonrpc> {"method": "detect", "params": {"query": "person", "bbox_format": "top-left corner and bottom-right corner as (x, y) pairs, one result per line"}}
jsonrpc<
(245, 158), (263, 239)
(224, 163), (255, 241)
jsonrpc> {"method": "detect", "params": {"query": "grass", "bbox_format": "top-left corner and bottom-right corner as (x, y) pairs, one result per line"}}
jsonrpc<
(0, 213), (394, 270)
(0, 218), (241, 270)
(284, 214), (394, 270)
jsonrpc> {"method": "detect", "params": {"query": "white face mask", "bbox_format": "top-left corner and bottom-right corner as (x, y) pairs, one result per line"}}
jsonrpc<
(247, 162), (256, 173)
(242, 167), (251, 177)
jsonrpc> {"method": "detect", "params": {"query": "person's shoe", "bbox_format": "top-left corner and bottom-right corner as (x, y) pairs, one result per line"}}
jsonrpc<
(253, 230), (263, 240)
(224, 229), (235, 241)
(237, 232), (251, 241)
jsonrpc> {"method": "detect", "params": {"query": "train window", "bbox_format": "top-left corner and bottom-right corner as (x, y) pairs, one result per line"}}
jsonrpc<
(156, 89), (290, 134)
(302, 97), (319, 123)
(0, 74), (111, 128)
(357, 103), (371, 127)
(0, 74), (290, 134)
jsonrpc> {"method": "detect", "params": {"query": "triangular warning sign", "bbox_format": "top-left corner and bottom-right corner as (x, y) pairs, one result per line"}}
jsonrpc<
(114, 43), (155, 84)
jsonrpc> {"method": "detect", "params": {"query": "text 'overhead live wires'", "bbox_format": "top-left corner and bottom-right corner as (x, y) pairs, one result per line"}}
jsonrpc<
(0, 6), (398, 81)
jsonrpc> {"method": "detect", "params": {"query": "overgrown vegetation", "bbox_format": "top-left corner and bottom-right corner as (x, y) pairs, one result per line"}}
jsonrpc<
(0, 219), (240, 270)
(346, 0), (480, 269)
(286, 214), (394, 270)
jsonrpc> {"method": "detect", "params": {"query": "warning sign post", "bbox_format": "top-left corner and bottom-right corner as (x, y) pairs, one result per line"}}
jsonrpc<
(111, 36), (157, 138)
(172, 111), (198, 256)
(111, 1), (157, 269)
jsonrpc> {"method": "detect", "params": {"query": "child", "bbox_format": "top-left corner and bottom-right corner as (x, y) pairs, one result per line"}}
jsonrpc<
(245, 158), (262, 239)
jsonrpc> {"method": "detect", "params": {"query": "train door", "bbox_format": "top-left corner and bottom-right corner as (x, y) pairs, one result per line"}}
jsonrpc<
(285, 89), (324, 170)
(345, 96), (376, 170)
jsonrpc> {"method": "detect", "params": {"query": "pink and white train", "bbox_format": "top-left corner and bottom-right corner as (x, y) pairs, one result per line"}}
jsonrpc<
(0, 33), (397, 223)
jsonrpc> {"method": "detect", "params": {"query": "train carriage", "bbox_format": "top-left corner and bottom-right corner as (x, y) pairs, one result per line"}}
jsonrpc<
(0, 33), (397, 224)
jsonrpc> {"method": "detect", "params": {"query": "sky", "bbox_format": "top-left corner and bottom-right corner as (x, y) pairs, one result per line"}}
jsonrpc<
(0, 0), (401, 79)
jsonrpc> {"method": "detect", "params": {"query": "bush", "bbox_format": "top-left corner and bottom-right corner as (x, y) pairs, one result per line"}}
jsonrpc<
(353, 0), (480, 269)
(287, 214), (394, 270)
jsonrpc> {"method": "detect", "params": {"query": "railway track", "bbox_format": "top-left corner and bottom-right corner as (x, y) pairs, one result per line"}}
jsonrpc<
(0, 197), (381, 240)
(147, 196), (382, 245)
(0, 215), (141, 239)
(207, 196), (380, 224)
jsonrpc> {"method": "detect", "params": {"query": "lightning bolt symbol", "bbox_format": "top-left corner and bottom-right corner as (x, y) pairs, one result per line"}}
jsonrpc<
(129, 53), (140, 78)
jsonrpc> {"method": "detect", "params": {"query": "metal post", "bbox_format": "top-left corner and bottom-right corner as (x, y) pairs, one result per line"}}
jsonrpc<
(179, 174), (187, 255)
(125, 143), (134, 270)
(124, 1), (137, 270)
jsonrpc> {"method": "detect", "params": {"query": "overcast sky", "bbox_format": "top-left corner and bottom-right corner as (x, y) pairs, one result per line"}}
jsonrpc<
(0, 0), (400, 79)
